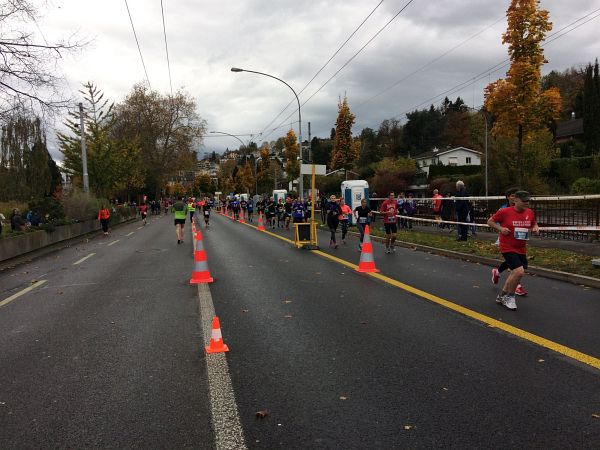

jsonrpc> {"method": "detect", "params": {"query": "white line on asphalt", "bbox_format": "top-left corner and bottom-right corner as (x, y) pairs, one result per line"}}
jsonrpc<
(137, 226), (143, 230)
(0, 280), (47, 309)
(107, 240), (120, 246)
(126, 232), (134, 236)
(197, 283), (247, 450)
(73, 253), (96, 265)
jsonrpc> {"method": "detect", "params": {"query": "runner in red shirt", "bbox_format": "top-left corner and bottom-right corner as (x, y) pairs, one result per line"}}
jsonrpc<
(487, 191), (539, 310)
(139, 203), (149, 225)
(432, 189), (443, 223)
(380, 192), (399, 254)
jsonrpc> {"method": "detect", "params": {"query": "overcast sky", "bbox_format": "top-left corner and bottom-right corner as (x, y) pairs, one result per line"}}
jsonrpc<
(38, 0), (600, 160)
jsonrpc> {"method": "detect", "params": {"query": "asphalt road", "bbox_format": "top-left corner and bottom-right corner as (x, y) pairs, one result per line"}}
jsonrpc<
(1, 211), (599, 449)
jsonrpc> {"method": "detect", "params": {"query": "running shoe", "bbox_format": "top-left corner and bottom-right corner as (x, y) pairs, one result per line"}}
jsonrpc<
(501, 295), (517, 310)
(491, 268), (500, 285)
(515, 284), (528, 296)
(391, 246), (396, 253)
(385, 247), (391, 254)
(495, 293), (504, 304)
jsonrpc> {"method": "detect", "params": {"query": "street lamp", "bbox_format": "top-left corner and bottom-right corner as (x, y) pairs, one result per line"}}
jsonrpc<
(231, 67), (304, 197)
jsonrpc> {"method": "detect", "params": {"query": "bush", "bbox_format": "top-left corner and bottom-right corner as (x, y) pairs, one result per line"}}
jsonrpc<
(61, 190), (106, 221)
(28, 196), (64, 224)
(571, 177), (600, 194)
(428, 164), (482, 180)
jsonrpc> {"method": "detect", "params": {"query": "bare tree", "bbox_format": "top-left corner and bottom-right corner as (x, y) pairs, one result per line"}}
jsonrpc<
(0, 0), (83, 118)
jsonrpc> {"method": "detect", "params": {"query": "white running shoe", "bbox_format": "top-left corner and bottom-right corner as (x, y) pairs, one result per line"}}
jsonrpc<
(391, 246), (396, 253)
(495, 293), (504, 304)
(501, 295), (517, 310)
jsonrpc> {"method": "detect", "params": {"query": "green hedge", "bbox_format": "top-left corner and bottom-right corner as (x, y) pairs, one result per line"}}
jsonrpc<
(428, 164), (482, 180)
(547, 156), (600, 190)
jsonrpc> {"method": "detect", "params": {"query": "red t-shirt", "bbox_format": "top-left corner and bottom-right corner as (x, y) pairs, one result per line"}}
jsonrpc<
(490, 206), (537, 255)
(432, 193), (443, 212)
(380, 199), (398, 224)
(139, 205), (148, 214)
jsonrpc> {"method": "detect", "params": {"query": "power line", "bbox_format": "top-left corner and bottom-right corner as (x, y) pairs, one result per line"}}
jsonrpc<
(160, 0), (173, 94)
(257, 0), (385, 137)
(124, 0), (152, 90)
(262, 0), (416, 142)
(391, 7), (600, 121)
(358, 15), (505, 109)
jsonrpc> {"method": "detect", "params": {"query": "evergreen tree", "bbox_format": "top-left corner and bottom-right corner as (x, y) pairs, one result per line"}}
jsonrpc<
(331, 96), (358, 170)
(582, 59), (600, 155)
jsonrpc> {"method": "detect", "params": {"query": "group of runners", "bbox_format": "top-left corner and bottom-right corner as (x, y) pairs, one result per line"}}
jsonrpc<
(166, 187), (538, 312)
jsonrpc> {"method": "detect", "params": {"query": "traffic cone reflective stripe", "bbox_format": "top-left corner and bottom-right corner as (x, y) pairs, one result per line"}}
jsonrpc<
(205, 316), (229, 353)
(190, 231), (213, 283)
(356, 225), (379, 273)
(257, 212), (265, 231)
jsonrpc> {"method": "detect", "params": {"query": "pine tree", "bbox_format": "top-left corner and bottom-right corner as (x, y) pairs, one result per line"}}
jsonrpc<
(583, 59), (600, 155)
(331, 96), (358, 170)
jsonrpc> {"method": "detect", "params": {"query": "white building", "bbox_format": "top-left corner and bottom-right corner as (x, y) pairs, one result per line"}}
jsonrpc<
(414, 146), (482, 176)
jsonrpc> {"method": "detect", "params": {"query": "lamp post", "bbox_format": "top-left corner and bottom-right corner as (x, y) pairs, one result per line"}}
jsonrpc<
(467, 107), (489, 197)
(231, 67), (303, 197)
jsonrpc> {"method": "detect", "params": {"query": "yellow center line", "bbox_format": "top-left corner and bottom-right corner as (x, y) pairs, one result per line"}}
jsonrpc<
(126, 231), (134, 236)
(0, 280), (47, 309)
(107, 239), (120, 246)
(73, 253), (96, 265)
(238, 217), (600, 371)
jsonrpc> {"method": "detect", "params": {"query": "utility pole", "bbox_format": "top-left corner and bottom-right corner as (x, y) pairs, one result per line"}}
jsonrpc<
(79, 103), (89, 193)
(308, 122), (312, 163)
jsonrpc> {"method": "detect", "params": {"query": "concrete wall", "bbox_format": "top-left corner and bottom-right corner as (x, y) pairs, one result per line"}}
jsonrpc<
(0, 220), (102, 262)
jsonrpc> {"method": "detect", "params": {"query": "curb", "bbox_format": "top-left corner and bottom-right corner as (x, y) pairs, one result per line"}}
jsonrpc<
(0, 217), (137, 272)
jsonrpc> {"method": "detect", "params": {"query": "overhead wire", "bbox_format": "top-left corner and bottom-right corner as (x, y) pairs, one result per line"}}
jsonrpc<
(261, 0), (416, 142)
(257, 0), (385, 138)
(160, 0), (173, 94)
(124, 0), (152, 90)
(357, 15), (505, 108)
(389, 6), (600, 120)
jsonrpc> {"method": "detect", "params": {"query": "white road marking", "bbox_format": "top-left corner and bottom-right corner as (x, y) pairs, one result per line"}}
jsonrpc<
(197, 282), (247, 450)
(73, 253), (96, 265)
(126, 232), (134, 236)
(0, 280), (47, 309)
(107, 240), (120, 246)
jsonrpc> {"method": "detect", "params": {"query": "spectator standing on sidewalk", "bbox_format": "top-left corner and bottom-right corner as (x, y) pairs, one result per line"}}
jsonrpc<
(403, 192), (417, 230)
(432, 189), (443, 223)
(440, 192), (454, 230)
(454, 180), (469, 241)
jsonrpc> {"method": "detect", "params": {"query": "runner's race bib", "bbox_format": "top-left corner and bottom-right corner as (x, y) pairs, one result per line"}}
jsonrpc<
(204, 210), (210, 216)
(514, 227), (529, 240)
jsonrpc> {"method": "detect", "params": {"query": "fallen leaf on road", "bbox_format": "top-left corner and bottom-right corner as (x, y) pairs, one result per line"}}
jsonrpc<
(30, 280), (37, 284)
(57, 291), (64, 295)
(339, 396), (347, 400)
(284, 315), (293, 319)
(283, 300), (292, 304)
(592, 413), (600, 419)
(361, 321), (368, 325)
(472, 285), (479, 288)
(255, 410), (268, 419)
(404, 425), (413, 430)
(538, 359), (545, 363)
(315, 272), (321, 275)
(241, 309), (249, 313)
(442, 387), (448, 391)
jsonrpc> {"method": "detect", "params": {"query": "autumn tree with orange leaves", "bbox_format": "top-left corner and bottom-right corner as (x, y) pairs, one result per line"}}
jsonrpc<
(484, 0), (561, 187)
(331, 96), (359, 171)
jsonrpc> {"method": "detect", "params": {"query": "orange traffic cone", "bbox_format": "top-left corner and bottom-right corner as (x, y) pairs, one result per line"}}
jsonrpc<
(356, 225), (379, 273)
(190, 230), (214, 283)
(239, 209), (245, 223)
(205, 316), (229, 353)
(257, 212), (265, 231)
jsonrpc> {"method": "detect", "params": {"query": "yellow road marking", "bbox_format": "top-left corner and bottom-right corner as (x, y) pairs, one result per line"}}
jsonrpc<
(73, 253), (96, 265)
(239, 217), (600, 371)
(107, 239), (120, 246)
(0, 280), (47, 309)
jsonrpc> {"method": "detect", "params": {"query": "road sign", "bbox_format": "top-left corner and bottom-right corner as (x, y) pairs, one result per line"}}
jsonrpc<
(300, 164), (326, 175)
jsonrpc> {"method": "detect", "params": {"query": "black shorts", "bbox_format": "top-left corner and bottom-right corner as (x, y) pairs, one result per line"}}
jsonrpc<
(384, 223), (398, 234)
(502, 252), (528, 270)
(141, 212), (147, 218)
(174, 219), (186, 226)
